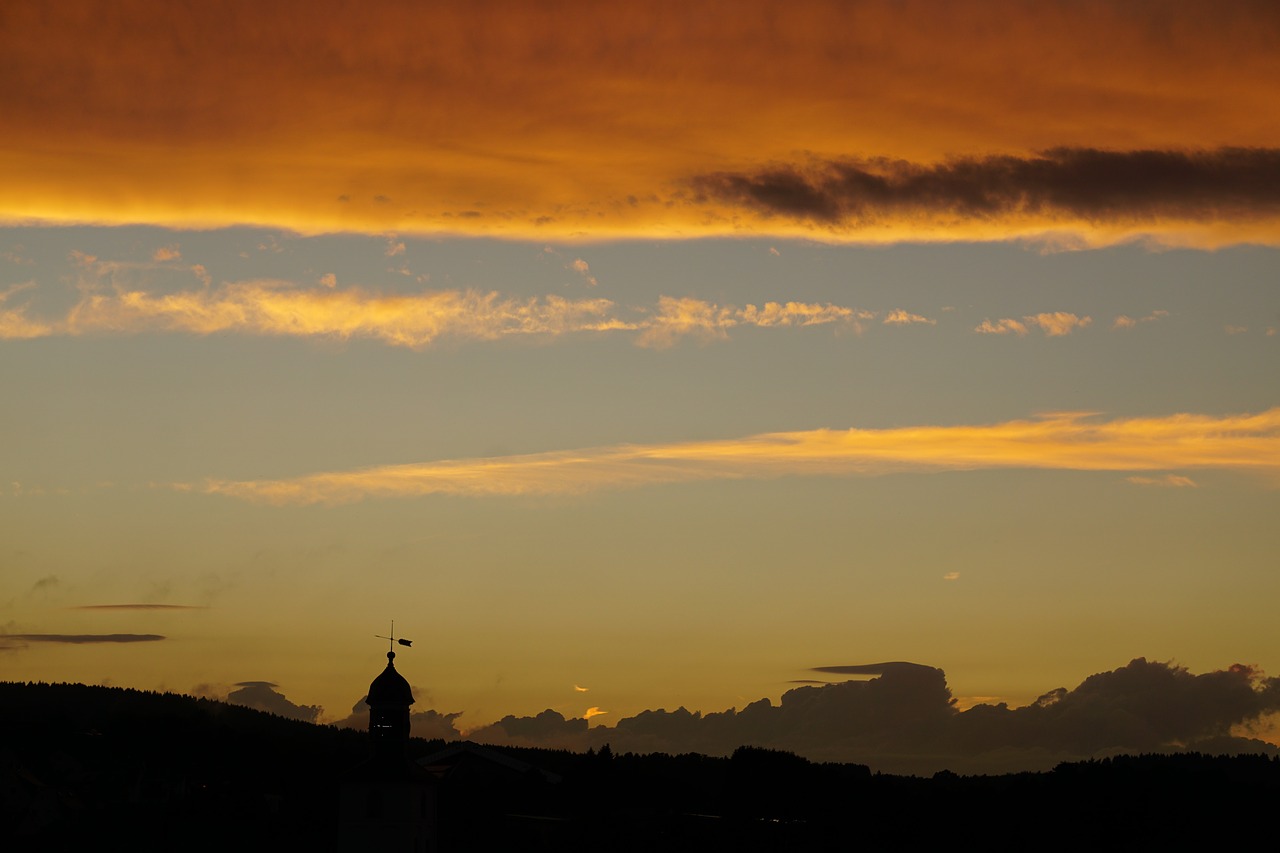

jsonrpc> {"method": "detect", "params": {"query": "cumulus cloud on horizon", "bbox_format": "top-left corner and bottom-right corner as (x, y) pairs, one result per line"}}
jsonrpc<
(464, 658), (1280, 775)
(225, 680), (322, 724)
(330, 694), (464, 741)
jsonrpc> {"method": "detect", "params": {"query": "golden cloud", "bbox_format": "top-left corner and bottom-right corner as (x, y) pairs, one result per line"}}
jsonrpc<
(1026, 313), (1091, 337)
(65, 283), (623, 348)
(2, 279), (875, 348)
(199, 409), (1280, 505)
(0, 282), (53, 339)
(975, 318), (1029, 336)
(2, 2), (1278, 245)
(636, 296), (869, 349)
(975, 313), (1091, 337)
(883, 309), (936, 326)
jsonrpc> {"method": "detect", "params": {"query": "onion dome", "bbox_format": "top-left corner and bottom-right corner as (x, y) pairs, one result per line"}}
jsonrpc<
(367, 651), (415, 707)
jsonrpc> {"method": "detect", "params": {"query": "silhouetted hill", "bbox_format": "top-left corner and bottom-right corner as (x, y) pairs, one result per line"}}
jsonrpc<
(1, 681), (446, 850)
(4, 682), (1277, 851)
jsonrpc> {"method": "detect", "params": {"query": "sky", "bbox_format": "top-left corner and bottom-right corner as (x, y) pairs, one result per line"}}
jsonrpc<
(3, 1), (1279, 771)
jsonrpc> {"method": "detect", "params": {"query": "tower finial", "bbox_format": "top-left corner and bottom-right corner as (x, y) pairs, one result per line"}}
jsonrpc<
(374, 622), (414, 661)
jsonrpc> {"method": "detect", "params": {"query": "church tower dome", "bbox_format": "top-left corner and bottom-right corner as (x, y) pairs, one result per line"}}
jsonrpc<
(368, 650), (414, 754)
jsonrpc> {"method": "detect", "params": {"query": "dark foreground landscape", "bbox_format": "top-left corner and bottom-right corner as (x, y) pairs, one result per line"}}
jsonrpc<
(5, 682), (1276, 851)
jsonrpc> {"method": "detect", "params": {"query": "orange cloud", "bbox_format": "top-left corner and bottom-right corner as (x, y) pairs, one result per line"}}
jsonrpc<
(1026, 312), (1091, 336)
(198, 408), (1280, 505)
(635, 297), (870, 348)
(569, 259), (598, 287)
(883, 309), (936, 326)
(59, 283), (624, 348)
(976, 313), (1090, 337)
(0, 282), (53, 339)
(975, 318), (1029, 336)
(1, 278), (877, 348)
(1113, 310), (1168, 330)
(3, 1), (1278, 245)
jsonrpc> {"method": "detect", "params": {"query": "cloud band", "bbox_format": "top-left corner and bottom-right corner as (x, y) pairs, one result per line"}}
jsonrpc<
(198, 408), (1280, 505)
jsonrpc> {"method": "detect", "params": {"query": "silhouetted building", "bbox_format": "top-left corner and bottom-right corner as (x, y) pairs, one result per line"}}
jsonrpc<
(339, 650), (437, 852)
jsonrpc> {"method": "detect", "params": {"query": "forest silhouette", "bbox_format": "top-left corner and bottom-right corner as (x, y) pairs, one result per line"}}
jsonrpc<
(4, 680), (1279, 851)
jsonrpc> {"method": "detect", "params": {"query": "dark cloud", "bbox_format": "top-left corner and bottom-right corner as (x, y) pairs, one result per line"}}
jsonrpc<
(812, 661), (944, 677)
(72, 604), (205, 610)
(332, 695), (463, 741)
(954, 658), (1280, 759)
(467, 659), (1280, 775)
(2, 633), (165, 644)
(690, 147), (1280, 225)
(468, 709), (589, 747)
(226, 681), (321, 724)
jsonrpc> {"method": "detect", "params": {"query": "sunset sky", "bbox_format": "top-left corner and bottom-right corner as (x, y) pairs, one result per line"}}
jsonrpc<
(2, 1), (1278, 755)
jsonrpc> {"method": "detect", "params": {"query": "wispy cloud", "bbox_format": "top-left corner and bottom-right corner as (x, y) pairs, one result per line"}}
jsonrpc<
(2, 633), (165, 646)
(1026, 312), (1091, 336)
(636, 296), (871, 349)
(197, 408), (1280, 505)
(0, 281), (54, 339)
(2, 280), (879, 349)
(882, 309), (936, 326)
(1113, 309), (1168, 329)
(58, 282), (624, 348)
(72, 604), (206, 611)
(975, 318), (1029, 336)
(569, 258), (598, 287)
(976, 312), (1090, 336)
(1126, 474), (1197, 488)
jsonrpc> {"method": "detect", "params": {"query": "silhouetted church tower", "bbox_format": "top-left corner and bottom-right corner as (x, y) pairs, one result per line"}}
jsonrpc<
(369, 648), (415, 753)
(339, 628), (437, 852)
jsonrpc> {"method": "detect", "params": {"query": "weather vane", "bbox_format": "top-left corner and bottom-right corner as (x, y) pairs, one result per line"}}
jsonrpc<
(375, 620), (413, 653)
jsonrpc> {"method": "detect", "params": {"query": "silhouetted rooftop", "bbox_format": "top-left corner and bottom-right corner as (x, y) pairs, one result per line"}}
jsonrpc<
(367, 651), (414, 707)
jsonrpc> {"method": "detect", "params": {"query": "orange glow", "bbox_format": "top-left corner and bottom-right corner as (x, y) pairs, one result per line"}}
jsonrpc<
(2, 1), (1278, 244)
